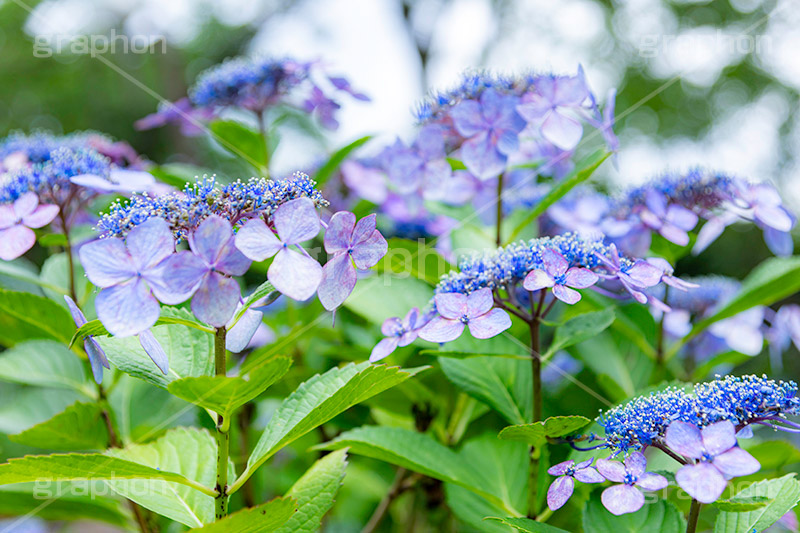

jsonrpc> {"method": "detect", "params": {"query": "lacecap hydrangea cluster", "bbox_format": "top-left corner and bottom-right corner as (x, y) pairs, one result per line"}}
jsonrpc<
(0, 130), (146, 170)
(598, 375), (800, 454)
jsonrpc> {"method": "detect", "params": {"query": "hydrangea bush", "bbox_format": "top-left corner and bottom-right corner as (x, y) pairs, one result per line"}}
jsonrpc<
(0, 55), (798, 533)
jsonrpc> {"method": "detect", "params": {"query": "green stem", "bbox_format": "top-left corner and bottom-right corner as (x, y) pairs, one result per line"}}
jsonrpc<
(527, 290), (546, 518)
(496, 173), (504, 246)
(60, 212), (77, 302)
(686, 499), (701, 533)
(214, 327), (230, 520)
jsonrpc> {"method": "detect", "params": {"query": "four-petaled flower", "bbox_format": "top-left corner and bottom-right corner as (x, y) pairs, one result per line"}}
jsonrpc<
(418, 288), (511, 343)
(450, 88), (527, 180)
(547, 459), (605, 511)
(381, 125), (451, 195)
(638, 190), (699, 247)
(370, 307), (425, 362)
(517, 70), (590, 150)
(317, 212), (388, 311)
(163, 215), (251, 328)
(666, 420), (760, 504)
(235, 197), (322, 301)
(596, 452), (668, 515)
(0, 192), (59, 261)
(595, 244), (663, 304)
(523, 248), (599, 304)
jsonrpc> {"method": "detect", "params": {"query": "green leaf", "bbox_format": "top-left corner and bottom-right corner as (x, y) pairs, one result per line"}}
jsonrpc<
(498, 416), (591, 447)
(316, 426), (521, 515)
(0, 485), (129, 527)
(313, 135), (373, 185)
(168, 356), (292, 420)
(673, 256), (800, 357)
(0, 289), (75, 347)
(234, 363), (422, 491)
(209, 120), (268, 172)
(486, 517), (571, 533)
(712, 496), (771, 512)
(0, 260), (64, 294)
(231, 280), (278, 327)
(98, 308), (214, 389)
(447, 157), (468, 170)
(440, 355), (532, 425)
(150, 163), (213, 188)
(459, 435), (529, 517)
(106, 427), (225, 527)
(377, 237), (453, 286)
(40, 252), (89, 303)
(0, 340), (92, 396)
(543, 309), (615, 359)
(747, 440), (800, 471)
(343, 275), (434, 327)
(9, 401), (109, 451)
(714, 474), (800, 533)
(583, 494), (685, 533)
(0, 387), (84, 434)
(276, 449), (348, 533)
(189, 497), (297, 532)
(446, 485), (514, 533)
(507, 150), (611, 242)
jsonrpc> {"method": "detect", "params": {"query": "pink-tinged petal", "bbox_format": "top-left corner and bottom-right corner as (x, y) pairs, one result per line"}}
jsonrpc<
(156, 251), (207, 304)
(659, 224), (690, 247)
(13, 192), (39, 218)
(541, 111), (583, 150)
(191, 272), (240, 327)
(70, 174), (115, 192)
(273, 197), (320, 244)
(138, 329), (168, 375)
(0, 225), (36, 261)
(109, 169), (155, 192)
(640, 209), (663, 230)
(21, 204), (59, 229)
(523, 269), (556, 291)
(575, 468), (606, 484)
(433, 292), (468, 320)
(235, 218), (283, 261)
(418, 317), (465, 343)
(226, 309), (263, 353)
(665, 421), (704, 460)
(625, 452), (647, 477)
(666, 205), (699, 231)
(548, 460), (574, 476)
(625, 260), (663, 287)
(713, 447), (760, 478)
(637, 473), (668, 491)
(675, 463), (727, 504)
(126, 218), (174, 271)
(693, 217), (727, 254)
(63, 295), (87, 326)
(352, 230), (388, 270)
(398, 329), (418, 347)
(564, 267), (598, 289)
(542, 248), (569, 276)
(468, 308), (512, 339)
(215, 237), (251, 276)
(370, 337), (400, 362)
(381, 317), (402, 337)
(754, 204), (793, 232)
(466, 287), (494, 317)
(352, 214), (377, 245)
(268, 248), (322, 301)
(596, 458), (626, 483)
(701, 421), (736, 457)
(601, 485), (645, 515)
(79, 237), (136, 287)
(450, 99), (486, 137)
(317, 253), (357, 311)
(553, 284), (581, 304)
(547, 476), (574, 511)
(0, 205), (16, 229)
(324, 211), (355, 254)
(189, 215), (233, 266)
(96, 279), (160, 337)
(84, 337), (109, 384)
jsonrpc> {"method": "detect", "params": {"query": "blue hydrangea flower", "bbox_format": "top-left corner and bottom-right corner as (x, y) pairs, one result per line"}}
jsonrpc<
(596, 452), (668, 515)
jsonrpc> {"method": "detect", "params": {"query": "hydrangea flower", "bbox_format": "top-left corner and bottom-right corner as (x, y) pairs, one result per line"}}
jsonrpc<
(64, 296), (110, 384)
(517, 70), (590, 150)
(235, 197), (322, 301)
(370, 307), (427, 362)
(381, 125), (451, 195)
(418, 288), (511, 343)
(595, 244), (662, 304)
(79, 218), (181, 337)
(162, 215), (251, 327)
(666, 420), (760, 503)
(637, 189), (699, 247)
(317, 212), (387, 311)
(547, 459), (605, 511)
(523, 248), (598, 304)
(0, 192), (59, 260)
(596, 452), (668, 515)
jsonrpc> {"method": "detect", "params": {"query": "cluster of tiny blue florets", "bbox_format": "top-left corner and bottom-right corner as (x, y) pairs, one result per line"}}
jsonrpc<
(0, 147), (110, 204)
(0, 131), (112, 163)
(598, 375), (800, 453)
(96, 172), (328, 239)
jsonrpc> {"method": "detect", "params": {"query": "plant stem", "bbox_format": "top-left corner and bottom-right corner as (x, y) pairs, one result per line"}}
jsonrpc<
(530, 290), (546, 423)
(496, 173), (504, 246)
(362, 467), (409, 533)
(686, 499), (701, 533)
(214, 327), (230, 520)
(59, 212), (77, 302)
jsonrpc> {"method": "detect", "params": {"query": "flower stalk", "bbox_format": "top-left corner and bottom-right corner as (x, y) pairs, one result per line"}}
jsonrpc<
(214, 326), (230, 520)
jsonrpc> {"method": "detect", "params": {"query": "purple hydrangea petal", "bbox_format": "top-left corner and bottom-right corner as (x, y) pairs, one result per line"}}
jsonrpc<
(21, 204), (59, 229)
(13, 192), (39, 218)
(157, 251), (208, 304)
(659, 224), (691, 247)
(763, 227), (794, 257)
(693, 216), (728, 254)
(214, 238), (251, 276)
(523, 269), (556, 291)
(467, 308), (512, 339)
(226, 308), (263, 353)
(713, 447), (760, 478)
(318, 252), (357, 311)
(496, 130), (520, 155)
(79, 238), (136, 287)
(548, 460), (574, 476)
(460, 132), (506, 180)
(0, 226), (35, 260)
(636, 472), (668, 491)
(63, 295), (87, 326)
(574, 467), (606, 484)
(138, 329), (169, 375)
(542, 248), (569, 276)
(96, 278), (160, 337)
(352, 214), (377, 245)
(754, 203), (793, 232)
(0, 205), (16, 229)
(666, 205), (699, 231)
(625, 452), (647, 477)
(273, 197), (320, 244)
(701, 421), (737, 457)
(645, 190), (667, 218)
(108, 169), (155, 192)
(596, 458), (626, 483)
(675, 462), (727, 504)
(268, 248), (322, 301)
(381, 317), (402, 337)
(547, 475), (574, 511)
(126, 218), (174, 272)
(575, 459), (594, 470)
(625, 261), (663, 288)
(324, 211), (355, 254)
(564, 267), (598, 289)
(369, 337), (400, 363)
(665, 421), (704, 460)
(70, 174), (116, 192)
(84, 337), (109, 384)
(351, 230), (388, 270)
(450, 99), (485, 138)
(189, 215), (233, 266)
(433, 292), (468, 320)
(466, 288), (494, 318)
(553, 284), (581, 304)
(541, 111), (583, 150)
(234, 218), (283, 261)
(601, 485), (645, 515)
(191, 271), (241, 327)
(418, 317), (465, 343)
